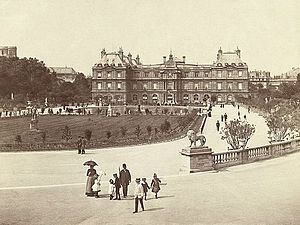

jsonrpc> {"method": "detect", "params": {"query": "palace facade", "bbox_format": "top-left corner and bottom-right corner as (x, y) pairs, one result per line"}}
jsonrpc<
(91, 47), (249, 105)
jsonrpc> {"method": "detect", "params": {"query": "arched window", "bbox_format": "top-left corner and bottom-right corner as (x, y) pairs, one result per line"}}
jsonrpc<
(183, 94), (189, 100)
(133, 94), (137, 101)
(142, 94), (148, 100)
(193, 94), (199, 101)
(152, 94), (158, 100)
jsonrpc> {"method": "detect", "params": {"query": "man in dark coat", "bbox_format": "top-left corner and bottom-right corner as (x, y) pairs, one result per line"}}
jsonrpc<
(119, 163), (131, 198)
(77, 136), (82, 154)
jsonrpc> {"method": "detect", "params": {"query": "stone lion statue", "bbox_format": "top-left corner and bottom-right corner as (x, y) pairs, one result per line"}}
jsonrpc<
(187, 130), (206, 147)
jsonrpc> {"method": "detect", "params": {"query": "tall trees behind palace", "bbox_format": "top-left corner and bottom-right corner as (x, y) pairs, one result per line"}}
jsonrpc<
(0, 56), (91, 105)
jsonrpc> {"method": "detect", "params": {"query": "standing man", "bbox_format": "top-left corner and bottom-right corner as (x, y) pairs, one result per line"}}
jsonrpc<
(216, 120), (220, 132)
(224, 113), (228, 122)
(77, 136), (82, 154)
(81, 137), (87, 154)
(120, 163), (131, 198)
(133, 178), (144, 213)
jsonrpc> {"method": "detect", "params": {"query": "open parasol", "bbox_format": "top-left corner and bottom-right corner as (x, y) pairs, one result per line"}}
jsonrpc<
(83, 160), (98, 166)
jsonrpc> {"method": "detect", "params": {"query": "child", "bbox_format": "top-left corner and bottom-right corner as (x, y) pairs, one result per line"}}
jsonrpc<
(141, 178), (150, 200)
(108, 179), (115, 200)
(133, 178), (144, 213)
(94, 170), (106, 198)
(151, 173), (161, 199)
(113, 173), (121, 200)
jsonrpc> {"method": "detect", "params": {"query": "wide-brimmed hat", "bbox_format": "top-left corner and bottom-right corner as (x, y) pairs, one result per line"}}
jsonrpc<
(135, 178), (141, 182)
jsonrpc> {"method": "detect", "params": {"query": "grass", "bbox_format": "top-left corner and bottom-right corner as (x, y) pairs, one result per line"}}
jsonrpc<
(0, 114), (190, 144)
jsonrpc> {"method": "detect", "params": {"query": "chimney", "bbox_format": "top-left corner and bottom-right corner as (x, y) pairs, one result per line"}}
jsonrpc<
(182, 56), (186, 63)
(136, 54), (140, 64)
(118, 47), (123, 60)
(163, 56), (166, 64)
(217, 47), (222, 60)
(128, 52), (132, 61)
(101, 48), (106, 58)
(236, 47), (241, 58)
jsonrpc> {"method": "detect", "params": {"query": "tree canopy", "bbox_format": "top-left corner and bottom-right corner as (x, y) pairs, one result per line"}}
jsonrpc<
(0, 56), (91, 107)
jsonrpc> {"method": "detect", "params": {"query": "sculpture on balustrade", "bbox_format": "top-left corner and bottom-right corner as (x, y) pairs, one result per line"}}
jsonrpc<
(187, 130), (206, 147)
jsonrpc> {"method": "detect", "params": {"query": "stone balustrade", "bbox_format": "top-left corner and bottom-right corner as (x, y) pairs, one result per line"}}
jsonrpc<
(213, 138), (300, 170)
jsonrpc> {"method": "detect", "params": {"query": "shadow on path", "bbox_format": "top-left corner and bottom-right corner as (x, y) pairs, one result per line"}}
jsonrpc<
(144, 207), (164, 212)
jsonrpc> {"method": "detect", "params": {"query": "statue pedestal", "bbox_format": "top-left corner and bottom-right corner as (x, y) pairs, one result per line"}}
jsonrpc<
(180, 146), (214, 173)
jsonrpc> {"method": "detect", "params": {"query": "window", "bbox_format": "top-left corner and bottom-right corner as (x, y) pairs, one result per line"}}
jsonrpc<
(107, 82), (112, 89)
(204, 83), (209, 89)
(142, 94), (148, 100)
(117, 82), (121, 90)
(143, 83), (147, 90)
(152, 94), (158, 100)
(97, 82), (102, 90)
(107, 72), (111, 78)
(183, 94), (189, 100)
(228, 83), (232, 90)
(133, 94), (137, 101)
(228, 71), (232, 77)
(97, 72), (102, 78)
(194, 83), (199, 90)
(217, 71), (222, 78)
(167, 82), (174, 90)
(153, 83), (158, 90)
(204, 72), (209, 78)
(238, 71), (243, 77)
(238, 82), (243, 90)
(217, 82), (222, 90)
(168, 73), (172, 78)
(117, 72), (121, 78)
(194, 72), (199, 77)
(193, 94), (199, 101)
(184, 83), (189, 89)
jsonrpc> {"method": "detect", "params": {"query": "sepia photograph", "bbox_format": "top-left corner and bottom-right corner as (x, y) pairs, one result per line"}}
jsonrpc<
(0, 0), (299, 224)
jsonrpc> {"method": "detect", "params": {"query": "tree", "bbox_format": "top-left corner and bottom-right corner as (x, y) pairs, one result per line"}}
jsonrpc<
(154, 127), (158, 136)
(106, 131), (112, 139)
(62, 125), (72, 142)
(135, 125), (141, 138)
(146, 125), (152, 136)
(15, 135), (22, 144)
(211, 94), (217, 103)
(266, 104), (296, 142)
(41, 132), (46, 144)
(84, 129), (92, 141)
(220, 119), (255, 150)
(120, 126), (127, 137)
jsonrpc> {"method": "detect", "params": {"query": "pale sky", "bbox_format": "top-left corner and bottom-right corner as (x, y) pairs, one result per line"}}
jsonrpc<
(1, 0), (299, 76)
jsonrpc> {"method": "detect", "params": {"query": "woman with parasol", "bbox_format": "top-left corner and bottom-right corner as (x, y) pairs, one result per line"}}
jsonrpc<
(84, 160), (98, 197)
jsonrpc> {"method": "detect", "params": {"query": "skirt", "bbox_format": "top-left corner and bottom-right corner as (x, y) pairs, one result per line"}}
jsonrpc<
(86, 176), (95, 195)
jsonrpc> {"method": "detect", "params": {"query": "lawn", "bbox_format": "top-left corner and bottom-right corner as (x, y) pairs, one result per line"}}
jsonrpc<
(0, 114), (190, 144)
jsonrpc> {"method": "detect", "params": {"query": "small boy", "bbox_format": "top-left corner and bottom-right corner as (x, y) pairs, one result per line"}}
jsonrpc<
(108, 179), (115, 200)
(133, 178), (144, 213)
(113, 173), (121, 200)
(141, 178), (150, 200)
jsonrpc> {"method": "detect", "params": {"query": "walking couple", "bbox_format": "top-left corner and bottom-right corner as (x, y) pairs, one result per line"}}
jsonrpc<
(77, 136), (87, 154)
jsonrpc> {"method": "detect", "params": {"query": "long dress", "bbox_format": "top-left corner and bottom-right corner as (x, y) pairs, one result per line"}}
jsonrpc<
(86, 168), (97, 196)
(151, 178), (161, 193)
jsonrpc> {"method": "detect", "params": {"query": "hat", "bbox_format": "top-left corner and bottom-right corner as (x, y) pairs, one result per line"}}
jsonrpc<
(113, 173), (117, 176)
(135, 178), (141, 182)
